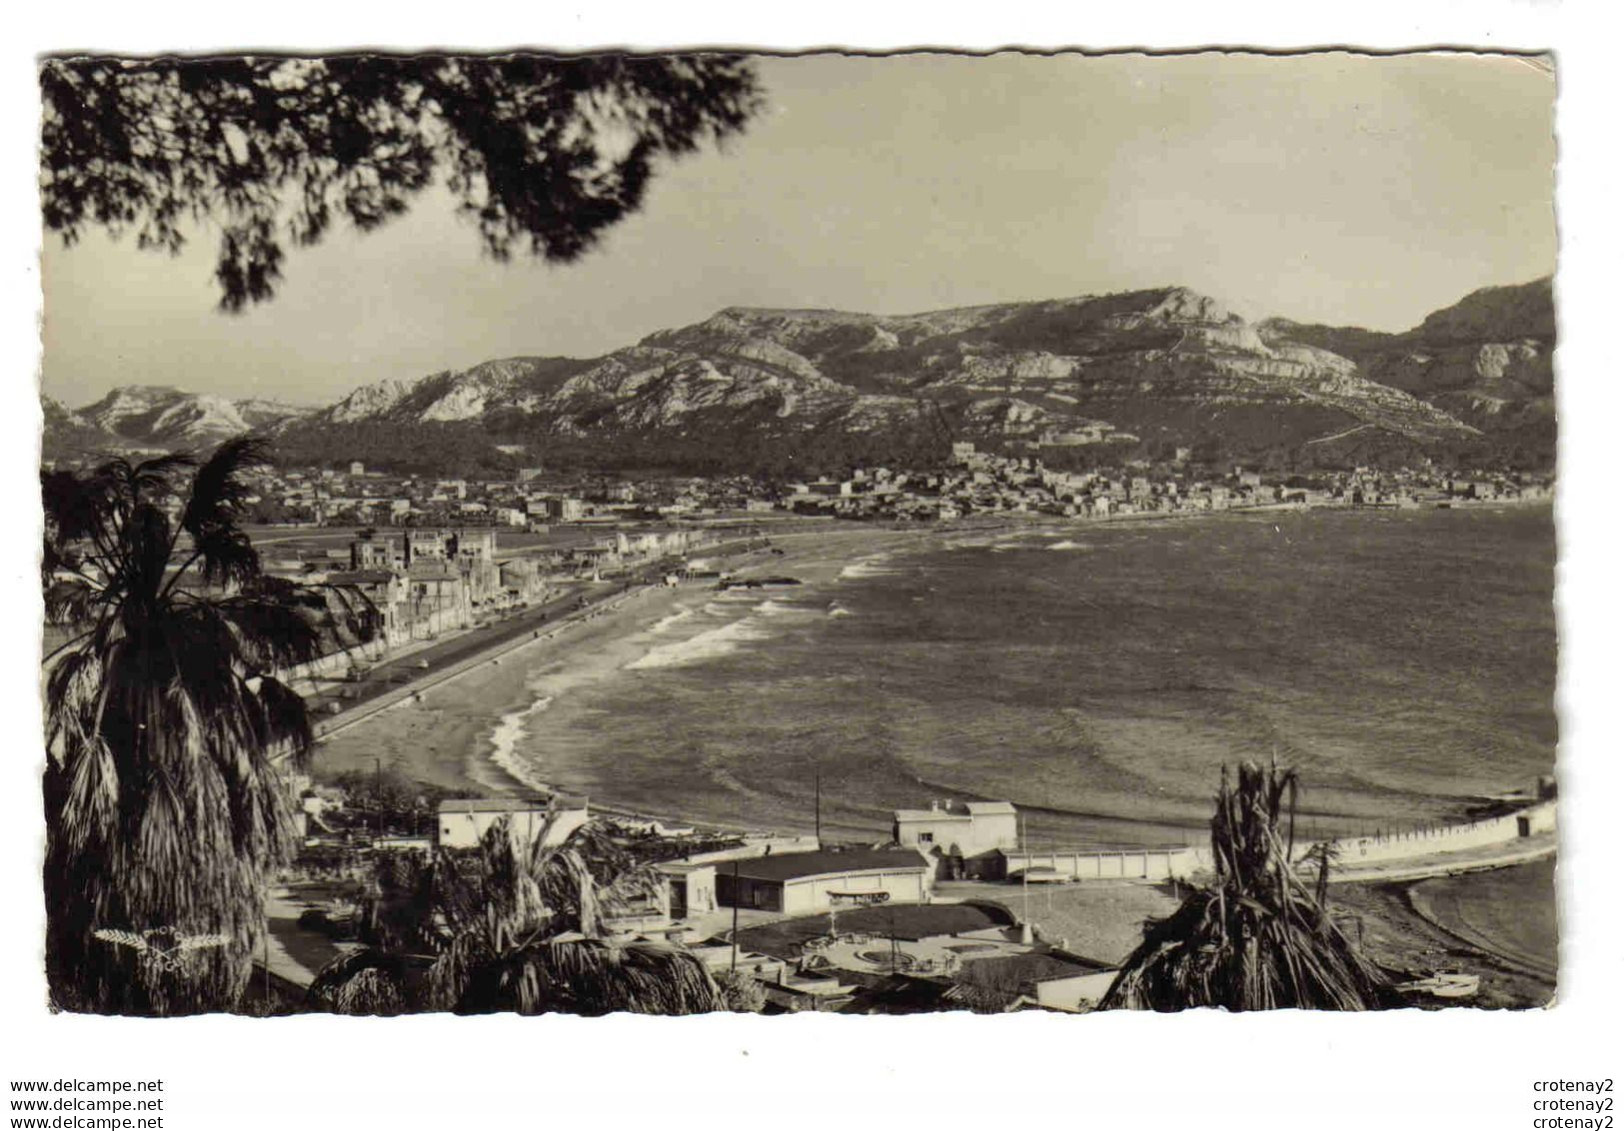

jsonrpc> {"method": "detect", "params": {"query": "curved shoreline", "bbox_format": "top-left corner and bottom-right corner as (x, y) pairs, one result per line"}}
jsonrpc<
(312, 583), (666, 744)
(1404, 861), (1559, 981)
(310, 509), (1553, 853)
(1325, 859), (1557, 1007)
(308, 525), (948, 811)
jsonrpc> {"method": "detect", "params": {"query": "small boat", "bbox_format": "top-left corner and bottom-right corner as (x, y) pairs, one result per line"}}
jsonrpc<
(1396, 972), (1481, 999)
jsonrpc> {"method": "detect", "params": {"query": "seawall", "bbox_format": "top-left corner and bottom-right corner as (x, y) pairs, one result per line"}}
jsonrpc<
(1000, 799), (1557, 885)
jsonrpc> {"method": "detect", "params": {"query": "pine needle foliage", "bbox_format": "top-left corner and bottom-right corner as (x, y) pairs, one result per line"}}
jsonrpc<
(309, 818), (724, 1016)
(40, 54), (763, 311)
(41, 438), (372, 1014)
(1100, 763), (1397, 1012)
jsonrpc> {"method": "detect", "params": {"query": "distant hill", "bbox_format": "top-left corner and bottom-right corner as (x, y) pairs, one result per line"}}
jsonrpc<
(40, 395), (124, 457)
(278, 285), (1487, 473)
(46, 281), (1557, 473)
(43, 386), (315, 462)
(77, 385), (313, 446)
(1261, 277), (1555, 465)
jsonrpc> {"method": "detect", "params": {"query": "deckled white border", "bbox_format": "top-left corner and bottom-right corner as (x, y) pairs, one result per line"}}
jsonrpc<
(2, 5), (1616, 1129)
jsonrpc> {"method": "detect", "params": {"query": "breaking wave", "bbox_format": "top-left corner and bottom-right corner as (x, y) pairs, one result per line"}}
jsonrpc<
(754, 598), (813, 618)
(627, 618), (772, 670)
(648, 607), (698, 635)
(840, 557), (900, 580)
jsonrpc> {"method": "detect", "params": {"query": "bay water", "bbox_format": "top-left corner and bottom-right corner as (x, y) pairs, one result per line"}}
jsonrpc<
(482, 506), (1557, 850)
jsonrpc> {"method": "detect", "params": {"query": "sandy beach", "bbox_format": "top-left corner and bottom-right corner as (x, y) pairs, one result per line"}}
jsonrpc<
(1329, 863), (1557, 1007)
(310, 522), (953, 808)
(312, 585), (688, 794)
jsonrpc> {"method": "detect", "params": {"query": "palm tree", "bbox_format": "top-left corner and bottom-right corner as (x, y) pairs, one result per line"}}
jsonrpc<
(308, 817), (724, 1015)
(1099, 763), (1396, 1012)
(41, 438), (369, 1014)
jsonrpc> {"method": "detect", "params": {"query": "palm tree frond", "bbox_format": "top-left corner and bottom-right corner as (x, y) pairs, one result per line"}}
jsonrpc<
(1100, 763), (1395, 1013)
(44, 577), (99, 627)
(453, 937), (723, 1016)
(41, 438), (318, 1015)
(307, 948), (424, 1016)
(180, 436), (267, 539)
(313, 819), (726, 1017)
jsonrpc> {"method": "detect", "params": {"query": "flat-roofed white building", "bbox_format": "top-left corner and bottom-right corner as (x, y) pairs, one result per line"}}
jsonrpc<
(435, 796), (589, 850)
(715, 847), (933, 915)
(655, 860), (718, 921)
(893, 800), (1019, 880)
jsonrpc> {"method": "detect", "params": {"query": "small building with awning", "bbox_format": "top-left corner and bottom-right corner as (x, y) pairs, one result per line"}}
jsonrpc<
(714, 847), (934, 915)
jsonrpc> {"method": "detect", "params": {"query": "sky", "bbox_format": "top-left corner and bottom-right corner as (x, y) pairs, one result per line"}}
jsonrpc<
(38, 50), (1558, 408)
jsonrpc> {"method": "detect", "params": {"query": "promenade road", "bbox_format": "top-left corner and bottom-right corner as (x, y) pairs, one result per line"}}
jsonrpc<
(1322, 831), (1556, 885)
(305, 535), (775, 741)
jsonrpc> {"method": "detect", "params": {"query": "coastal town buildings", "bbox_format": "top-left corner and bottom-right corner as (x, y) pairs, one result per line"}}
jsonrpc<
(170, 443), (1555, 541)
(350, 535), (404, 571)
(657, 861), (720, 922)
(185, 450), (1554, 734)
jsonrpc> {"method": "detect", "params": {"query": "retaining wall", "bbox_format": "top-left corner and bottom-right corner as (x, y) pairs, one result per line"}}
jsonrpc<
(1003, 845), (1214, 882)
(999, 800), (1556, 885)
(1323, 807), (1541, 868)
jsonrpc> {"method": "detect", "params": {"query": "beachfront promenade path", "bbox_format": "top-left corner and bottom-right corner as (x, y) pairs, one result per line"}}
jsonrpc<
(310, 585), (629, 743)
(304, 533), (777, 744)
(1321, 831), (1556, 885)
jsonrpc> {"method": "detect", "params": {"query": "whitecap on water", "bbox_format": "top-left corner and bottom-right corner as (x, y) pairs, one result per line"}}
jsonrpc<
(648, 607), (698, 634)
(839, 557), (900, 580)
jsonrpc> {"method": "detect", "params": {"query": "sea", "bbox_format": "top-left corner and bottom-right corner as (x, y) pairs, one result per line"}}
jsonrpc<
(1410, 856), (1558, 979)
(478, 504), (1557, 850)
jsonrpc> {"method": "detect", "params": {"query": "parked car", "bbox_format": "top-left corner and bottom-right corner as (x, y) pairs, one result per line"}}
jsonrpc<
(1009, 866), (1071, 885)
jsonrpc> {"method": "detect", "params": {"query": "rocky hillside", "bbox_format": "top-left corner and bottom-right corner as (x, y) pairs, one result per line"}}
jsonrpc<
(42, 395), (87, 433)
(48, 281), (1556, 472)
(71, 386), (313, 449)
(1261, 277), (1555, 463)
(290, 286), (1487, 470)
(40, 395), (124, 454)
(671, 288), (1477, 451)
